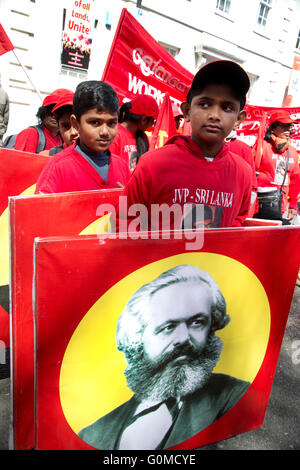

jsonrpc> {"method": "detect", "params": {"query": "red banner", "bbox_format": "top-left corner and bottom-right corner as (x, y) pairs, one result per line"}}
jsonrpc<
(237, 104), (300, 152)
(9, 189), (122, 449)
(0, 149), (48, 347)
(0, 24), (14, 56)
(32, 227), (300, 449)
(149, 93), (177, 151)
(101, 9), (193, 110)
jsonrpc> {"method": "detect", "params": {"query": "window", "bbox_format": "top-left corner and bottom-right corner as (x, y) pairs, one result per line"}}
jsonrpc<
(257, 0), (272, 27)
(296, 29), (300, 49)
(159, 42), (180, 58)
(216, 0), (231, 14)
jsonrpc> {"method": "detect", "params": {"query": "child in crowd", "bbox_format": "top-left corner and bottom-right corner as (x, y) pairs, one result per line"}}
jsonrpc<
(39, 90), (79, 156)
(35, 81), (131, 194)
(109, 94), (159, 170)
(14, 89), (68, 153)
(116, 60), (253, 230)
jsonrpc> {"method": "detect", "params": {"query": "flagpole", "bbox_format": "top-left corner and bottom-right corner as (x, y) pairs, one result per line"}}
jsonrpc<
(12, 49), (43, 102)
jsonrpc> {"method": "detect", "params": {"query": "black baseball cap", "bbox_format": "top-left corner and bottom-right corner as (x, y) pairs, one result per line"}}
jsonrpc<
(186, 60), (250, 109)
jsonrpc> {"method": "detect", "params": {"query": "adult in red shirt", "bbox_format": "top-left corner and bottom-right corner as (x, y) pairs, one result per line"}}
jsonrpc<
(14, 89), (69, 153)
(109, 94), (159, 171)
(116, 61), (253, 232)
(255, 109), (300, 220)
(35, 81), (131, 194)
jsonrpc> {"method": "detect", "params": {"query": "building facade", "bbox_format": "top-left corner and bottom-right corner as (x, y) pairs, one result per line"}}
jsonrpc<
(0, 0), (299, 137)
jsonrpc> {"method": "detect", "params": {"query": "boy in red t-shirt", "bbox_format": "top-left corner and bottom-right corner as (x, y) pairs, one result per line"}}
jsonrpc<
(35, 81), (131, 194)
(39, 90), (79, 157)
(116, 60), (253, 231)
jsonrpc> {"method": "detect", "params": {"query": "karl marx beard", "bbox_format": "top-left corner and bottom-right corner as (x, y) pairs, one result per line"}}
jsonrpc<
(123, 332), (223, 403)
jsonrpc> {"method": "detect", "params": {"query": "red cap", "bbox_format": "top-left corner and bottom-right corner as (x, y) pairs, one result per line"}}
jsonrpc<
(187, 60), (250, 108)
(42, 88), (72, 107)
(269, 109), (296, 125)
(52, 91), (74, 114)
(129, 94), (159, 119)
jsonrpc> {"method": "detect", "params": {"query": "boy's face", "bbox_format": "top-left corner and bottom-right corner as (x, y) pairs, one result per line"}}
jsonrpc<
(71, 107), (118, 154)
(58, 111), (79, 147)
(181, 83), (242, 151)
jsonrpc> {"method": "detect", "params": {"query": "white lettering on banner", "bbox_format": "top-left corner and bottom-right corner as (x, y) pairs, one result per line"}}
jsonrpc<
(132, 48), (189, 94)
(128, 72), (181, 107)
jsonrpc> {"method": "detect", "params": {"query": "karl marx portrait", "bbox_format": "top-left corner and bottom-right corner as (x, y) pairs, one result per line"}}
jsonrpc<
(78, 264), (250, 450)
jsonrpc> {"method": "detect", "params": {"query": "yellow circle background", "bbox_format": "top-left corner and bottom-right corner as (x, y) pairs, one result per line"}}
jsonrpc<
(59, 252), (270, 434)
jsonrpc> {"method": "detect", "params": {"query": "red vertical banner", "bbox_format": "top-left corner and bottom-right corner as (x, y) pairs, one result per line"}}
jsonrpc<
(9, 189), (122, 449)
(149, 93), (177, 151)
(32, 226), (300, 449)
(252, 111), (268, 169)
(101, 9), (193, 108)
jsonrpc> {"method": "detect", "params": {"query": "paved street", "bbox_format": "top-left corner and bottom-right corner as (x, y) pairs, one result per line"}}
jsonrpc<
(0, 285), (299, 451)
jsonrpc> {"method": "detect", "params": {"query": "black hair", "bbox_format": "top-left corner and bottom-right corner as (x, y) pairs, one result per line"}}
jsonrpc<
(264, 122), (286, 142)
(54, 104), (73, 122)
(73, 80), (119, 121)
(36, 104), (55, 123)
(118, 101), (152, 163)
(54, 104), (73, 121)
(187, 79), (246, 110)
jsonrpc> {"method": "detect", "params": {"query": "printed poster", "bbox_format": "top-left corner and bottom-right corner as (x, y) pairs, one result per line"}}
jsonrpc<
(33, 226), (300, 449)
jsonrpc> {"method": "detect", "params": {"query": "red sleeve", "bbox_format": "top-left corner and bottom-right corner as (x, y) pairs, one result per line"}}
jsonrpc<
(14, 127), (39, 153)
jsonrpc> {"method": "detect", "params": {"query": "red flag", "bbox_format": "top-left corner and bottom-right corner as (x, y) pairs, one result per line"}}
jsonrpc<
(149, 93), (177, 151)
(0, 24), (14, 56)
(101, 9), (193, 108)
(252, 111), (268, 169)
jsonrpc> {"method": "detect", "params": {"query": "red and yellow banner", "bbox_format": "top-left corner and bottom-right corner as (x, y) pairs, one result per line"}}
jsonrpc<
(9, 189), (122, 450)
(149, 93), (177, 151)
(0, 149), (48, 347)
(32, 226), (300, 449)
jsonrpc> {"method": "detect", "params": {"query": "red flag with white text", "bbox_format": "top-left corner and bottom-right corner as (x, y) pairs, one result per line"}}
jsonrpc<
(101, 9), (193, 109)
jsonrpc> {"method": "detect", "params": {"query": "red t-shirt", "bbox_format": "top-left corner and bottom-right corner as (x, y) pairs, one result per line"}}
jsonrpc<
(14, 126), (62, 153)
(35, 145), (131, 194)
(257, 140), (300, 210)
(116, 135), (252, 231)
(109, 124), (137, 170)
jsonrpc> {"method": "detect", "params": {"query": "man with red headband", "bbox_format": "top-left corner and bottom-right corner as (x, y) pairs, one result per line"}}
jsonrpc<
(256, 109), (300, 221)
